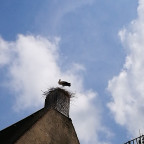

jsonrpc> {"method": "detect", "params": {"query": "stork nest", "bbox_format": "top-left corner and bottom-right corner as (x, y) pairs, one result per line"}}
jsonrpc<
(43, 87), (74, 99)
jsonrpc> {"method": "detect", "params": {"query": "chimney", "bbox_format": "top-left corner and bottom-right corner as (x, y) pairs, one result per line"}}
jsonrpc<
(43, 87), (72, 117)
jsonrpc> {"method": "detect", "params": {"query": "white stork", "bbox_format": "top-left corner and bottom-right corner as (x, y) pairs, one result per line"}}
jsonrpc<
(58, 79), (71, 87)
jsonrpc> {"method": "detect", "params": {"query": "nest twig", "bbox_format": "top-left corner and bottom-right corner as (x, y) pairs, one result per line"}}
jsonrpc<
(43, 87), (74, 99)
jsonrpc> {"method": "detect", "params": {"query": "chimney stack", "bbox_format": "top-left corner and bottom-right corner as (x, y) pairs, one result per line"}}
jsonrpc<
(44, 87), (72, 117)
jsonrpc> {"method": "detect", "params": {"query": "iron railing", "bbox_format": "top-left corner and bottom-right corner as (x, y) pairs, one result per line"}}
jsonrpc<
(124, 135), (144, 144)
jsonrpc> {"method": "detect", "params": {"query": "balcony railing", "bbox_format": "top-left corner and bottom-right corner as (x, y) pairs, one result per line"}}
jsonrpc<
(124, 135), (144, 144)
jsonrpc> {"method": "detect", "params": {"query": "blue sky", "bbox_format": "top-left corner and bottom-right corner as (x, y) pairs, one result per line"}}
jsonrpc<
(0, 0), (142, 143)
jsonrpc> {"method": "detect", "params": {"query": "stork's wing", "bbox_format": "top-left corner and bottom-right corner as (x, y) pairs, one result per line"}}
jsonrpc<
(59, 80), (71, 87)
(62, 81), (71, 86)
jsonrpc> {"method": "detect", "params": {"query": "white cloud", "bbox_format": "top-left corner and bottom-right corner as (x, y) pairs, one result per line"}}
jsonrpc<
(0, 34), (110, 144)
(0, 37), (15, 66)
(107, 0), (144, 136)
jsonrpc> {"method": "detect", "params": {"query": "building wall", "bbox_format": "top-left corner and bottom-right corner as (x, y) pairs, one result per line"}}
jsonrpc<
(15, 109), (80, 144)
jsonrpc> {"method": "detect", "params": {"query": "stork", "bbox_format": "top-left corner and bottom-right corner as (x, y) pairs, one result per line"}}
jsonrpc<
(58, 79), (71, 87)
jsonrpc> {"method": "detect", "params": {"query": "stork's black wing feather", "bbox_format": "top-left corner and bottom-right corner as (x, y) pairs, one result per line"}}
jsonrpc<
(61, 81), (71, 87)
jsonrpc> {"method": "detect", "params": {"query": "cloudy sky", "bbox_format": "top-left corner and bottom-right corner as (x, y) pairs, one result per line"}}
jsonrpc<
(0, 0), (143, 143)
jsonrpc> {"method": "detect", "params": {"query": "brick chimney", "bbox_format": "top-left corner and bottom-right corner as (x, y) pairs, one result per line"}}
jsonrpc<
(44, 87), (72, 117)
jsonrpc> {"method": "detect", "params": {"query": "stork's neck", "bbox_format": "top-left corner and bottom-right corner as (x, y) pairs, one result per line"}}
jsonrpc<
(58, 79), (61, 84)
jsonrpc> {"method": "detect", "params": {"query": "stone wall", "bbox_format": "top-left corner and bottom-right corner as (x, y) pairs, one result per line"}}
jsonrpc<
(15, 109), (80, 144)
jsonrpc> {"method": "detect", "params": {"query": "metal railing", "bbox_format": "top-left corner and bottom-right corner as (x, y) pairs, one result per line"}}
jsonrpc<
(124, 135), (144, 144)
